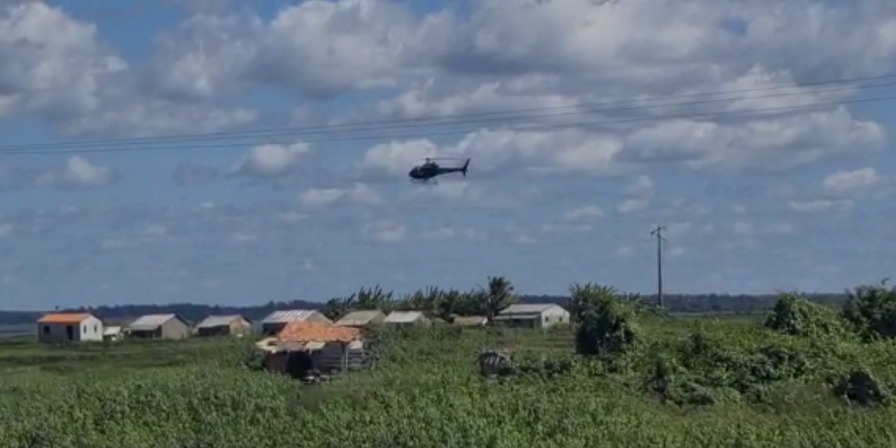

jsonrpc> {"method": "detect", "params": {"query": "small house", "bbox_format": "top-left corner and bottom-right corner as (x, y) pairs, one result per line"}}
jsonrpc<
(260, 309), (332, 335)
(194, 315), (252, 337)
(452, 315), (488, 326)
(127, 314), (191, 340)
(103, 326), (124, 341)
(262, 322), (366, 379)
(36, 312), (104, 343)
(383, 311), (430, 326)
(334, 310), (386, 327)
(494, 303), (570, 329)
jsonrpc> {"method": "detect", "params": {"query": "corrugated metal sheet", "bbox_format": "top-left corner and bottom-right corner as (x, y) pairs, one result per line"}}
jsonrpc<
(453, 315), (488, 326)
(499, 303), (562, 315)
(103, 326), (122, 335)
(261, 309), (322, 324)
(494, 313), (540, 320)
(128, 314), (177, 331)
(384, 311), (426, 323)
(335, 310), (384, 326)
(195, 315), (245, 328)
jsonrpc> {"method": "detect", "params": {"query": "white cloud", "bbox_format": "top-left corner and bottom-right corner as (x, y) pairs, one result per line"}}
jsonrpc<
(787, 199), (853, 213)
(0, 1), (255, 137)
(359, 128), (623, 178)
(0, 2), (125, 116)
(420, 225), (483, 240)
(234, 142), (310, 178)
(363, 220), (405, 243)
(617, 175), (654, 214)
(360, 139), (439, 177)
(150, 0), (438, 99)
(622, 108), (886, 172)
(33, 156), (117, 189)
(299, 183), (382, 208)
(823, 167), (880, 196)
(562, 205), (604, 222)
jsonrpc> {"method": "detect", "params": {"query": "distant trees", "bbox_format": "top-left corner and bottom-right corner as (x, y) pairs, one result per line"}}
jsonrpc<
(319, 276), (518, 322)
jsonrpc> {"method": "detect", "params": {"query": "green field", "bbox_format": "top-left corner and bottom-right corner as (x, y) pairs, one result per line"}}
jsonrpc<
(3, 286), (896, 447)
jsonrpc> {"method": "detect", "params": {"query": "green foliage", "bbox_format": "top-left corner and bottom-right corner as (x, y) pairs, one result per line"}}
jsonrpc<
(841, 280), (896, 341)
(570, 283), (641, 358)
(6, 282), (896, 446)
(764, 292), (847, 338)
(830, 368), (893, 407)
(320, 275), (516, 323)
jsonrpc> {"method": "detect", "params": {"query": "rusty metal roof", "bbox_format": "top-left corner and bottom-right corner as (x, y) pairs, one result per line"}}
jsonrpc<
(277, 322), (360, 343)
(37, 313), (95, 324)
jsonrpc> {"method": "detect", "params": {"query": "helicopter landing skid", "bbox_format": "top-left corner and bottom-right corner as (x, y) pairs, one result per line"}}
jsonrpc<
(411, 178), (438, 185)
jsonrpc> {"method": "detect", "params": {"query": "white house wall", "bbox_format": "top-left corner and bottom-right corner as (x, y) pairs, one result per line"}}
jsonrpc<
(540, 306), (570, 328)
(37, 316), (104, 343)
(80, 316), (104, 341)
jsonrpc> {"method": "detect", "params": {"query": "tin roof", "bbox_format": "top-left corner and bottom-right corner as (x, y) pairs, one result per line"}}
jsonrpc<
(128, 314), (179, 331)
(335, 310), (384, 326)
(452, 315), (488, 326)
(277, 322), (360, 343)
(103, 326), (121, 335)
(261, 309), (323, 324)
(384, 311), (426, 323)
(194, 315), (246, 328)
(499, 303), (563, 315)
(37, 313), (95, 324)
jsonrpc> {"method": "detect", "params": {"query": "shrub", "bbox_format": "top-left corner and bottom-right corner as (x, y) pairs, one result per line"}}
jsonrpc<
(764, 293), (846, 338)
(841, 281), (896, 341)
(570, 283), (640, 358)
(830, 368), (892, 407)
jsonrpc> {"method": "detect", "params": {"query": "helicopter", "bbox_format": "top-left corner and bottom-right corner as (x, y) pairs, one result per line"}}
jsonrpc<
(408, 157), (471, 183)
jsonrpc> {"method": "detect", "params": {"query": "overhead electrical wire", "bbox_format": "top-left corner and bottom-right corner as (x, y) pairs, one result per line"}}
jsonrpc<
(2, 72), (896, 155)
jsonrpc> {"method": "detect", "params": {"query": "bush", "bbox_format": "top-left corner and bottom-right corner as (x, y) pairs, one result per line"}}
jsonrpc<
(570, 283), (641, 358)
(841, 281), (896, 341)
(764, 293), (847, 338)
(830, 368), (893, 407)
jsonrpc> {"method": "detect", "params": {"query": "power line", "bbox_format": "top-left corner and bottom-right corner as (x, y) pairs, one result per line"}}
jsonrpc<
(0, 72), (893, 155)
(6, 89), (896, 156)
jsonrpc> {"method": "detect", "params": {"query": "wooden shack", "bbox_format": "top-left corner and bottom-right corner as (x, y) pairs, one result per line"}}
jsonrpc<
(261, 322), (367, 380)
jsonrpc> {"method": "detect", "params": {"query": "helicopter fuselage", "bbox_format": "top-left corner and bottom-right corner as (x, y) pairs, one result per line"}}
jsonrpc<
(408, 165), (462, 180)
(408, 158), (470, 182)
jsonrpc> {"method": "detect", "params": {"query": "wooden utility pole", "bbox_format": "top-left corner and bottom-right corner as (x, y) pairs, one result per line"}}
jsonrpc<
(650, 225), (666, 308)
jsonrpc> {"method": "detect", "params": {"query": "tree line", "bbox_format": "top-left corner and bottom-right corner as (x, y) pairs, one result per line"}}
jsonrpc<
(0, 276), (859, 325)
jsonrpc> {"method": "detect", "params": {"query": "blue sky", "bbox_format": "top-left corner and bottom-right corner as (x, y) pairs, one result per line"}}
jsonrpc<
(1, 0), (896, 310)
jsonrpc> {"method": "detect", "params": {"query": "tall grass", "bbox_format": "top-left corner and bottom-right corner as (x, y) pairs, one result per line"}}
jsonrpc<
(1, 305), (896, 446)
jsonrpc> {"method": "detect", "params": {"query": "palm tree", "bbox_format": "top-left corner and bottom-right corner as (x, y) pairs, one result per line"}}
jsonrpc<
(480, 276), (517, 324)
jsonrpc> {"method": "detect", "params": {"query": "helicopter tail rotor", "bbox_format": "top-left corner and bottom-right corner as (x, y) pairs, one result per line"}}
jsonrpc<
(461, 158), (470, 177)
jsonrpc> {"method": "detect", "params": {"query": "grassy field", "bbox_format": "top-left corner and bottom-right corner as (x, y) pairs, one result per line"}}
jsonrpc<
(2, 294), (896, 447)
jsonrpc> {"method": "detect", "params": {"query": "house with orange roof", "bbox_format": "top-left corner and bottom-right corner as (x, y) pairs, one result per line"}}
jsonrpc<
(36, 312), (104, 343)
(263, 322), (369, 379)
